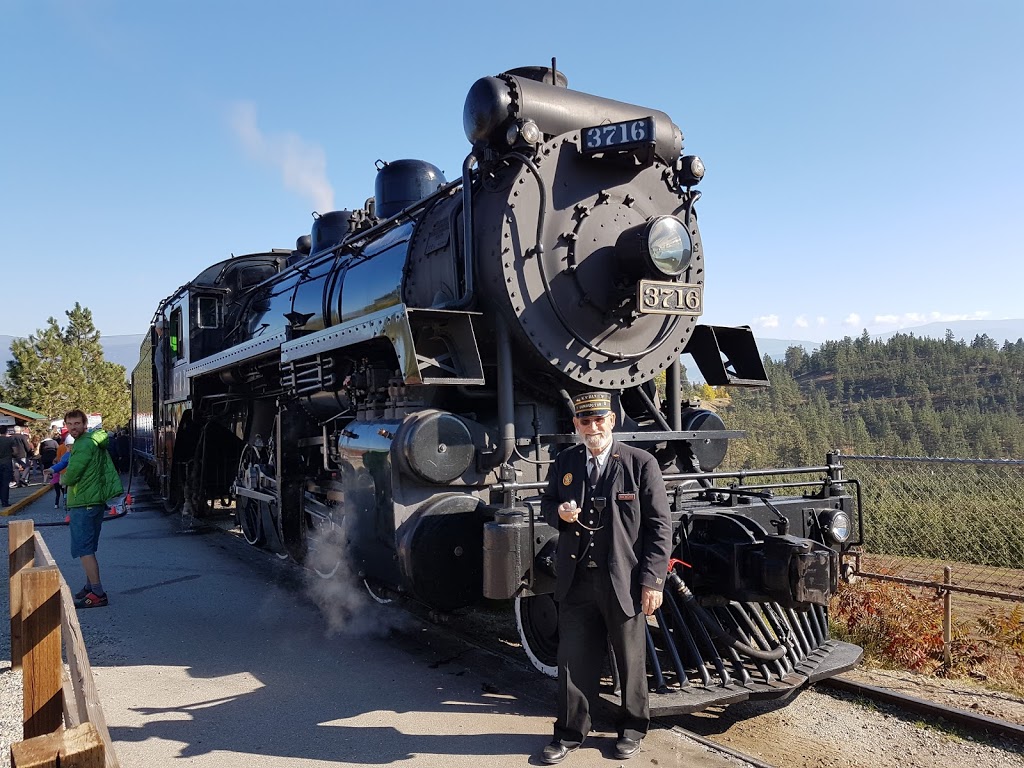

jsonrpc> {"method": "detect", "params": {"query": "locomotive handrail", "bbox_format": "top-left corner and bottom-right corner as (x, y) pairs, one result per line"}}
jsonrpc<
(488, 463), (849, 493)
(489, 471), (865, 548)
(530, 429), (746, 444)
(336, 177), (465, 261)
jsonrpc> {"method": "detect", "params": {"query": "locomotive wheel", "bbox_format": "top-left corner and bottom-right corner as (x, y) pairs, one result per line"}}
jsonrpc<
(515, 594), (559, 678)
(305, 507), (346, 581)
(307, 522), (345, 580)
(238, 498), (265, 546)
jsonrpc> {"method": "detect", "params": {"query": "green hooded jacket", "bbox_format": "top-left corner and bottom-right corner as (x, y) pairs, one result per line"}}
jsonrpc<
(62, 428), (124, 509)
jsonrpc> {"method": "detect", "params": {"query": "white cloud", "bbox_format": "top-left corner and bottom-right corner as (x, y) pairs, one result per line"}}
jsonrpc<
(754, 314), (779, 329)
(794, 315), (809, 328)
(816, 316), (827, 326)
(228, 101), (335, 212)
(843, 313), (861, 327)
(870, 310), (993, 329)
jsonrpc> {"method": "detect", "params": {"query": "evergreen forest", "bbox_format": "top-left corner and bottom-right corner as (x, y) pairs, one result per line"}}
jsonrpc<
(702, 330), (1024, 469)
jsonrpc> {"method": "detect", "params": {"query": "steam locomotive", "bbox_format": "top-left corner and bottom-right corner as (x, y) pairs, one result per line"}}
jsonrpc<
(131, 65), (862, 713)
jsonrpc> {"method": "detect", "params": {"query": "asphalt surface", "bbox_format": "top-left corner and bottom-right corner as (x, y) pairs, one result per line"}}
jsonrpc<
(2, 481), (751, 767)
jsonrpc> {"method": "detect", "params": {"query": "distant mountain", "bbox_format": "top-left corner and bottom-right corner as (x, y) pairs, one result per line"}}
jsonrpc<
(0, 333), (146, 379)
(877, 319), (1024, 345)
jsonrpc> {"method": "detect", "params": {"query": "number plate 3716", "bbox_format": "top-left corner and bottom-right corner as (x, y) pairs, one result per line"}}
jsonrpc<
(638, 280), (703, 315)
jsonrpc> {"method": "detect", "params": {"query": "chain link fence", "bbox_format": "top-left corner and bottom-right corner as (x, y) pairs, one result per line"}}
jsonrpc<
(842, 455), (1024, 606)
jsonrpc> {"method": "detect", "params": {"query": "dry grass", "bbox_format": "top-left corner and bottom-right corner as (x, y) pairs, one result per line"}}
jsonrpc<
(830, 579), (1024, 698)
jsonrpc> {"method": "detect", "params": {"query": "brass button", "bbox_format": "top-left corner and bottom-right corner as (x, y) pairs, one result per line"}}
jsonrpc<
(575, 531), (580, 536)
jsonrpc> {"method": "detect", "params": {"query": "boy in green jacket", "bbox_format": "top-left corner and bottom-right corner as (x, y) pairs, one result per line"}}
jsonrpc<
(61, 409), (124, 608)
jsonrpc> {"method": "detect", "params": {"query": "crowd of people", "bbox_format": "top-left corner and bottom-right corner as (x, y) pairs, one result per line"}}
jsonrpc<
(1, 422), (130, 505)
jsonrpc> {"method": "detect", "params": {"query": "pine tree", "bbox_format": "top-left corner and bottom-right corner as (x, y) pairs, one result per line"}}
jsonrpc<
(4, 303), (130, 428)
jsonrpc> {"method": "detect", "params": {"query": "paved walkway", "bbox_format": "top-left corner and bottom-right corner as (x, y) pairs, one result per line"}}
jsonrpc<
(1, 478), (53, 516)
(2, 485), (746, 767)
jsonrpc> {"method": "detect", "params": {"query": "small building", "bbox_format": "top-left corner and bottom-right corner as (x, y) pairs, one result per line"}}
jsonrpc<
(0, 403), (48, 429)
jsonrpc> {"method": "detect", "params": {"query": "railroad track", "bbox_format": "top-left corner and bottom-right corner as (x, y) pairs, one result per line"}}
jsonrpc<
(819, 675), (1024, 742)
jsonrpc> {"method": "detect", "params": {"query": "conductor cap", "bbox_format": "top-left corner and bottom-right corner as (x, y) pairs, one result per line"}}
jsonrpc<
(572, 391), (612, 419)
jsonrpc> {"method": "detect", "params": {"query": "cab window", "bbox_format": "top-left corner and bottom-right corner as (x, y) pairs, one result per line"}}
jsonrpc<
(169, 307), (183, 360)
(197, 296), (219, 329)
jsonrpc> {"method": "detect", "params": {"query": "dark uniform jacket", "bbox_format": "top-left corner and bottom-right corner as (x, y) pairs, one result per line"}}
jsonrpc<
(541, 440), (673, 617)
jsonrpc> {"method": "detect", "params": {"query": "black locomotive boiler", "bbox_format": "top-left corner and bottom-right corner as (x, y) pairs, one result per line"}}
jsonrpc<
(132, 65), (863, 713)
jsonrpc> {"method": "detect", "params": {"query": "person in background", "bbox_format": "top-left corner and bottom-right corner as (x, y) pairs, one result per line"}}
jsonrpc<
(0, 426), (15, 507)
(50, 428), (73, 509)
(61, 409), (124, 609)
(39, 432), (59, 472)
(12, 427), (34, 487)
(116, 429), (131, 474)
(536, 391), (673, 764)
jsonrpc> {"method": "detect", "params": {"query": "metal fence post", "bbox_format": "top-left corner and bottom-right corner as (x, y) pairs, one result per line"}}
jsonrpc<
(943, 566), (952, 666)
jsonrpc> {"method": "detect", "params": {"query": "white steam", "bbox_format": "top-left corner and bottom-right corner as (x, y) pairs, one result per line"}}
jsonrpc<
(228, 100), (335, 212)
(303, 524), (410, 638)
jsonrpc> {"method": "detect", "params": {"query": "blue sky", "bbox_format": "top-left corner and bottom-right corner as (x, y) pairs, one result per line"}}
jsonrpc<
(2, 1), (1021, 344)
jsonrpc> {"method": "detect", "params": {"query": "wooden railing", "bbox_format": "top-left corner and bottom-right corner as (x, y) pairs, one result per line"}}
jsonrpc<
(7, 519), (119, 768)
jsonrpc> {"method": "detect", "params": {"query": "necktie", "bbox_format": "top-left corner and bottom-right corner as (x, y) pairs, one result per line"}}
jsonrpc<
(589, 458), (600, 488)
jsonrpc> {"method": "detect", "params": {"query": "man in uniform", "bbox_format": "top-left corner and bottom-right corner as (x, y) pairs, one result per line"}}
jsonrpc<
(537, 391), (673, 763)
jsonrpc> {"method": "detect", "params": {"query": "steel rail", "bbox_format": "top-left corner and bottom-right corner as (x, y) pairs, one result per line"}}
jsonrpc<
(820, 675), (1024, 742)
(668, 725), (779, 768)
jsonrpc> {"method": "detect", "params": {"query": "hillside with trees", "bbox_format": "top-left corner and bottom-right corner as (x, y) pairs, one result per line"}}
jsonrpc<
(708, 331), (1024, 469)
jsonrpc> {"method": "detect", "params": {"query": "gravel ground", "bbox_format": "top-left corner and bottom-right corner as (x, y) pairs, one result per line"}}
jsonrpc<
(673, 684), (1024, 768)
(0, 662), (21, 767)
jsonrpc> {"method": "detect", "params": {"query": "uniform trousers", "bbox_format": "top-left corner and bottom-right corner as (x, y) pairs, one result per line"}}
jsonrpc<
(554, 568), (650, 745)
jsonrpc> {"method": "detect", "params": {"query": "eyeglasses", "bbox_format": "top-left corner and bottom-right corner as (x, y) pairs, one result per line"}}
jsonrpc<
(576, 415), (609, 427)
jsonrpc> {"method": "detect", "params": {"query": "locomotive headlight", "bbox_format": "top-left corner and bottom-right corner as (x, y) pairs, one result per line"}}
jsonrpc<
(520, 120), (541, 144)
(820, 510), (852, 544)
(615, 215), (693, 280)
(646, 216), (692, 277)
(506, 120), (542, 146)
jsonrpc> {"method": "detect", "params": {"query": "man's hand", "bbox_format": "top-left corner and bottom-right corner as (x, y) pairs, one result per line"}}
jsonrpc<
(558, 500), (580, 523)
(641, 587), (663, 616)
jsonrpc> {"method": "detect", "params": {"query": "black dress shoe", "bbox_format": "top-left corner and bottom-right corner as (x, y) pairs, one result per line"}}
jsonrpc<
(613, 737), (641, 760)
(539, 740), (579, 764)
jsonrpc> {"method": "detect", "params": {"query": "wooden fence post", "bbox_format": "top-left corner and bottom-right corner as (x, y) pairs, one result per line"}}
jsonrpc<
(8, 519), (35, 670)
(11, 722), (105, 768)
(21, 565), (63, 740)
